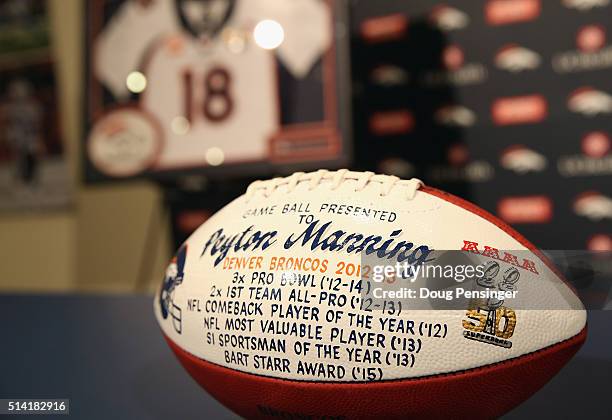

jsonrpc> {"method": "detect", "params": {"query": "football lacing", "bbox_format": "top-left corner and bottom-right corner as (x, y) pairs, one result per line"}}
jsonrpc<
(245, 170), (423, 201)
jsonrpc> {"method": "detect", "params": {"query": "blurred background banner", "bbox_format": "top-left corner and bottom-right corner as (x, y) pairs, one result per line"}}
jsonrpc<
(351, 0), (611, 251)
(0, 0), (609, 292)
(0, 0), (71, 211)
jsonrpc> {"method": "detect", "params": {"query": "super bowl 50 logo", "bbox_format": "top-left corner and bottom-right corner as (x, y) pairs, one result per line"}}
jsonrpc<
(462, 261), (520, 348)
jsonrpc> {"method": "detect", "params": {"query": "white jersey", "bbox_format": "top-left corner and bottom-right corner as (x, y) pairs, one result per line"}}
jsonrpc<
(95, 0), (330, 168)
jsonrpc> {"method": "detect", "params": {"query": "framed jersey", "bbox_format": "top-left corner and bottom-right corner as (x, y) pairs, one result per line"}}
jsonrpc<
(83, 0), (351, 182)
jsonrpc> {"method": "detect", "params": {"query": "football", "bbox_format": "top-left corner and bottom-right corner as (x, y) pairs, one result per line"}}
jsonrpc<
(155, 169), (586, 419)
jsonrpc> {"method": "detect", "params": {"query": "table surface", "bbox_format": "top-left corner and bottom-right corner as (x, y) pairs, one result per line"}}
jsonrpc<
(0, 294), (609, 420)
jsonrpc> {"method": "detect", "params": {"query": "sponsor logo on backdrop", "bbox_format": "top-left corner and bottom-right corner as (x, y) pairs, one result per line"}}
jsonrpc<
(428, 143), (495, 182)
(562, 0), (610, 12)
(582, 131), (611, 157)
(491, 95), (548, 125)
(447, 143), (470, 166)
(558, 132), (612, 176)
(430, 4), (470, 31)
(577, 25), (606, 51)
(498, 196), (553, 223)
(378, 157), (416, 178)
(553, 25), (612, 73)
(495, 44), (541, 72)
(435, 105), (477, 127)
(424, 44), (487, 86)
(444, 44), (465, 70)
(428, 162), (494, 183)
(573, 192), (612, 220)
(485, 0), (541, 26)
(369, 110), (415, 135)
(587, 234), (612, 251)
(370, 64), (409, 86)
(567, 87), (612, 116)
(501, 145), (547, 174)
(360, 14), (408, 43)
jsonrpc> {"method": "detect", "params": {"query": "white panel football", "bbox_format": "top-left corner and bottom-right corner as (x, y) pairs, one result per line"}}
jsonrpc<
(155, 170), (586, 383)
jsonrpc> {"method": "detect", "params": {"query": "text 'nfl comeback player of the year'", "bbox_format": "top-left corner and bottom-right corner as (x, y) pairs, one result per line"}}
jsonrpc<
(185, 199), (447, 382)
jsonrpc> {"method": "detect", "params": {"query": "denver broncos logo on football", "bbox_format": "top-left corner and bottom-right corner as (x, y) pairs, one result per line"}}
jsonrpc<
(159, 244), (188, 334)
